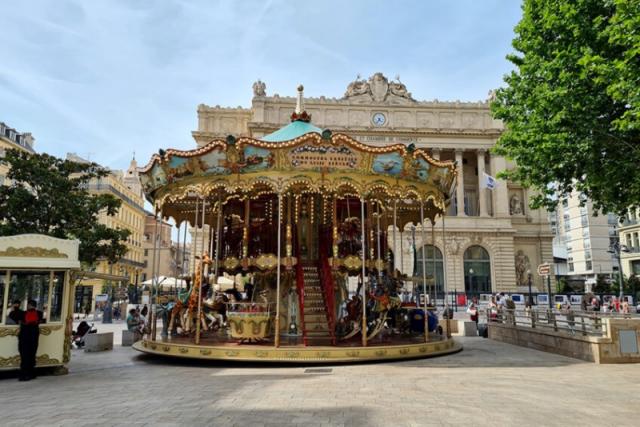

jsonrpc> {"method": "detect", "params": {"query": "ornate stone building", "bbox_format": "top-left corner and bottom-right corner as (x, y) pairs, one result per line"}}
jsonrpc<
(190, 73), (553, 294)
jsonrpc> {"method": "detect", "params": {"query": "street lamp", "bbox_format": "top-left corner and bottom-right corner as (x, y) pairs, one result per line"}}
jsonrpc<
(527, 269), (533, 306)
(607, 242), (630, 301)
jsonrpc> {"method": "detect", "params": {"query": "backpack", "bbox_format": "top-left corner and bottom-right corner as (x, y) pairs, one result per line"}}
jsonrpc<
(506, 299), (516, 310)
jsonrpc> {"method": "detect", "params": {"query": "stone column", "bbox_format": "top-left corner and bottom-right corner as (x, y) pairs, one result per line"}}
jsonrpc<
(455, 150), (465, 216)
(477, 150), (488, 217)
(491, 155), (510, 217)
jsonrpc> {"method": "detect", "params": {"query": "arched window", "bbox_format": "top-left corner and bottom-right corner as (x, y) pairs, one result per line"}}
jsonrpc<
(415, 245), (444, 294)
(464, 245), (491, 294)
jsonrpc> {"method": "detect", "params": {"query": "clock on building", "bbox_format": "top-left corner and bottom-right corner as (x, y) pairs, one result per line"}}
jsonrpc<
(372, 112), (386, 127)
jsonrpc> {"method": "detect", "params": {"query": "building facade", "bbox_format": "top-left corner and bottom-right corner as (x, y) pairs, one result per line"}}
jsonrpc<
(620, 208), (640, 278)
(142, 213), (178, 281)
(550, 192), (619, 290)
(0, 121), (36, 185)
(67, 154), (146, 311)
(188, 73), (554, 294)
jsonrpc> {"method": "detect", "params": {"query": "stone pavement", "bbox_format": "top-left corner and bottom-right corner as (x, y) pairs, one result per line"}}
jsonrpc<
(1, 337), (638, 427)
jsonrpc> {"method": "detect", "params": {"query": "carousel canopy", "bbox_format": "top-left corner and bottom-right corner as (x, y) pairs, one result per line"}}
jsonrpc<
(138, 86), (457, 226)
(261, 120), (323, 142)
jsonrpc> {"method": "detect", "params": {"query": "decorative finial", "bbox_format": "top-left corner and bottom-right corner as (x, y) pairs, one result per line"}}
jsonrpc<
(291, 84), (311, 123)
(295, 84), (304, 114)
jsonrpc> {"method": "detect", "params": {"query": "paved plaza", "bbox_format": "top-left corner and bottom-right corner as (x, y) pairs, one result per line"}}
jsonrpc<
(1, 333), (639, 427)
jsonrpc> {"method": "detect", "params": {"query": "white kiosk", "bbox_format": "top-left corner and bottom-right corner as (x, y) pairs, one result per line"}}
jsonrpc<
(0, 234), (80, 372)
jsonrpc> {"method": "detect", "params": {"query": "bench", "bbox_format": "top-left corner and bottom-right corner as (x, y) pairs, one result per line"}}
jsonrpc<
(121, 330), (139, 346)
(84, 332), (113, 352)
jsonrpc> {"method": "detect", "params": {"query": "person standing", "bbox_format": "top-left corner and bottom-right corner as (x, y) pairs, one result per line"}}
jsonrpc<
(7, 300), (23, 325)
(16, 300), (43, 381)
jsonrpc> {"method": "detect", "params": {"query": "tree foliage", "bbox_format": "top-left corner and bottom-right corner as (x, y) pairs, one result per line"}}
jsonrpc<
(491, 0), (640, 215)
(0, 149), (130, 265)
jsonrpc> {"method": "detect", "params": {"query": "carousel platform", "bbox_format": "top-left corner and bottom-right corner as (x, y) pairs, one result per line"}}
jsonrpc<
(132, 336), (462, 363)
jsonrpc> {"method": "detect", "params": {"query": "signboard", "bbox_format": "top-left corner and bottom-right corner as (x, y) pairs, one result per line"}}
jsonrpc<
(537, 263), (551, 276)
(95, 294), (109, 302)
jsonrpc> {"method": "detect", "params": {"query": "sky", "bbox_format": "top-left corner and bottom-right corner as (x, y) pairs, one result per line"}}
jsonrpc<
(0, 0), (523, 172)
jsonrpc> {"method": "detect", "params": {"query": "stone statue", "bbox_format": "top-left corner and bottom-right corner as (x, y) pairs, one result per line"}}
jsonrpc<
(389, 81), (410, 98)
(510, 194), (523, 215)
(344, 75), (370, 98)
(343, 73), (415, 103)
(252, 79), (266, 97)
(514, 250), (531, 287)
(487, 89), (497, 102)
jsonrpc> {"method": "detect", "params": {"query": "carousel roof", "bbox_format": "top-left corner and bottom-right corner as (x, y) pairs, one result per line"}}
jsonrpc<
(261, 120), (323, 142)
(138, 85), (458, 225)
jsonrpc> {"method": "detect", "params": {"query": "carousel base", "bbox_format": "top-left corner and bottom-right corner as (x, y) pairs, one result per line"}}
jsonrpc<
(132, 337), (462, 364)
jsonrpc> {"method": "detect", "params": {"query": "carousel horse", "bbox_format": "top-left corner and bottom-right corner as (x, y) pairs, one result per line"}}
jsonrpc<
(202, 287), (234, 331)
(338, 274), (402, 341)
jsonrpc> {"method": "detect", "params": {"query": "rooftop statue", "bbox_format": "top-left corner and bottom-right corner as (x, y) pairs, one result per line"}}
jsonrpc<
(252, 79), (266, 97)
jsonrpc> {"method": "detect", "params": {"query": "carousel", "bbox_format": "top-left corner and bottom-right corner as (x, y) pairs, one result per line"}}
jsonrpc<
(133, 86), (462, 362)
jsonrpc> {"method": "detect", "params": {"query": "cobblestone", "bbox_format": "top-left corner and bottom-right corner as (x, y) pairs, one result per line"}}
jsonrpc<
(1, 337), (639, 426)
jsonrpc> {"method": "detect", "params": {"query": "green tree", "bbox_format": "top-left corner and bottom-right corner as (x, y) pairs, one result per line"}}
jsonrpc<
(0, 149), (130, 265)
(491, 0), (640, 215)
(592, 275), (611, 294)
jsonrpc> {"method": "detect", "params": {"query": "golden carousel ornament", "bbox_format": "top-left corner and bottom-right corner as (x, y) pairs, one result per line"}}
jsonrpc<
(134, 85), (462, 363)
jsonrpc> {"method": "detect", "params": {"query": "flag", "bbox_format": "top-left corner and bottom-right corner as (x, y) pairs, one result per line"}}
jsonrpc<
(482, 172), (497, 190)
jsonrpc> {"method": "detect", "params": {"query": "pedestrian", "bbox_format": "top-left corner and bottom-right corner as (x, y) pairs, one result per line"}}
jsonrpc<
(84, 302), (91, 319)
(591, 297), (600, 312)
(621, 299), (630, 317)
(561, 300), (575, 335)
(466, 302), (479, 328)
(7, 300), (23, 325)
(580, 295), (588, 312)
(15, 300), (43, 381)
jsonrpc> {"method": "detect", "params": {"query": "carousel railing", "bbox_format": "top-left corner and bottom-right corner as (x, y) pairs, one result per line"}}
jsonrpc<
(295, 259), (306, 344)
(293, 225), (306, 344)
(319, 227), (336, 345)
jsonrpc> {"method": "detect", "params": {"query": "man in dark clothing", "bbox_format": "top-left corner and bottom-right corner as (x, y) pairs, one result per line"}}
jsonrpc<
(7, 300), (23, 325)
(16, 299), (43, 381)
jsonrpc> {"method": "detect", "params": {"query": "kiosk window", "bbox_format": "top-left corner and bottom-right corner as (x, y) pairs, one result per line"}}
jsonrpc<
(8, 271), (50, 315)
(49, 271), (65, 322)
(0, 271), (5, 324)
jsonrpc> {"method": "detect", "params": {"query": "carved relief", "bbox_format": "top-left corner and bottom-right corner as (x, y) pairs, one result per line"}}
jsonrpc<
(394, 111), (413, 128)
(349, 110), (368, 126)
(417, 112), (435, 128)
(0, 247), (68, 258)
(439, 113), (456, 128)
(326, 109), (345, 126)
(462, 113), (478, 128)
(514, 250), (531, 287)
(343, 73), (416, 104)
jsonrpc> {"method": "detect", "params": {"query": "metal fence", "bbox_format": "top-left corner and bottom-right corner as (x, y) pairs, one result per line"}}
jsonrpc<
(485, 308), (640, 338)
